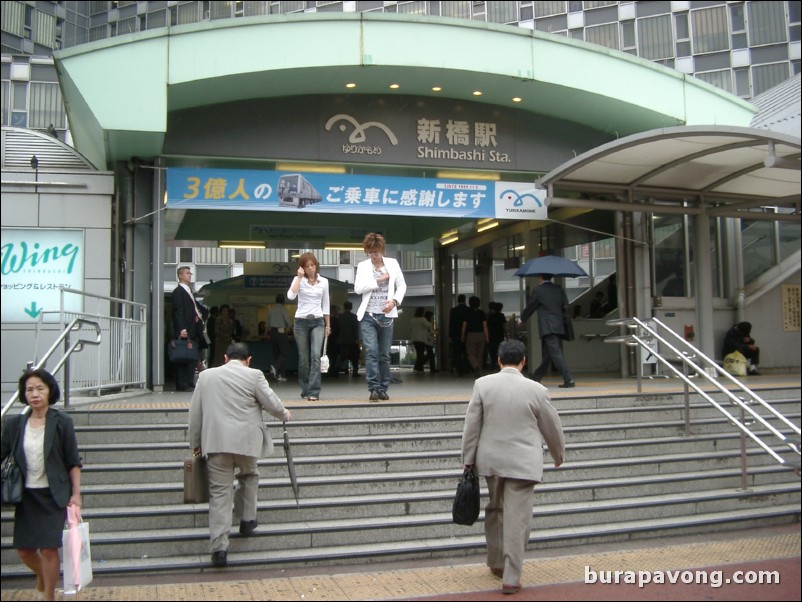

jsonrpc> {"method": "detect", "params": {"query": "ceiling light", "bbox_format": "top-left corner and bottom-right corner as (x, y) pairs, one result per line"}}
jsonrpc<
(324, 243), (364, 251)
(389, 84), (400, 89)
(436, 170), (500, 181)
(512, 97), (522, 103)
(439, 234), (459, 246)
(472, 90), (483, 96)
(219, 241), (266, 249)
(345, 83), (357, 88)
(514, 244), (526, 251)
(276, 162), (346, 174)
(432, 86), (442, 92)
(476, 221), (499, 233)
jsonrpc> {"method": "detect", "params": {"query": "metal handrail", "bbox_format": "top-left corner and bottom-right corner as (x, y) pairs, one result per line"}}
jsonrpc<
(605, 316), (800, 478)
(1, 318), (101, 420)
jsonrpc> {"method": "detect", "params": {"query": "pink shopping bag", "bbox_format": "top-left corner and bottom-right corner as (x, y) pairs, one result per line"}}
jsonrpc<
(62, 505), (93, 594)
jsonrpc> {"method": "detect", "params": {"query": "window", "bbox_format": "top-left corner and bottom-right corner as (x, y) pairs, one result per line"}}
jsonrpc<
(638, 14), (673, 60)
(28, 82), (65, 129)
(1, 81), (9, 126)
(692, 6), (729, 54)
(752, 62), (790, 96)
(210, 2), (233, 19)
(586, 23), (619, 50)
(695, 69), (733, 93)
(741, 218), (777, 284)
(790, 0), (801, 42)
(653, 214), (688, 298)
(533, 1), (566, 18)
(747, 1), (787, 46)
(396, 2), (428, 15)
(441, 1), (471, 19)
(674, 13), (691, 57)
(486, 1), (518, 24)
(734, 67), (751, 97)
(177, 3), (200, 24)
(621, 20), (636, 54)
(2, 1), (25, 36)
(729, 3), (747, 50)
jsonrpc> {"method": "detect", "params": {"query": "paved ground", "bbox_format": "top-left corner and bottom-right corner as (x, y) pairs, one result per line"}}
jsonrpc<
(1, 523), (798, 600)
(2, 369), (799, 601)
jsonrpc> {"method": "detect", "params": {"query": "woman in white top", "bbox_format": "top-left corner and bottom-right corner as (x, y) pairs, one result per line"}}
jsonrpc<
(287, 253), (330, 401)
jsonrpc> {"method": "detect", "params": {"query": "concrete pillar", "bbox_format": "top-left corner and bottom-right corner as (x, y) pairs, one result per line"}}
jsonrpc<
(694, 206), (716, 360)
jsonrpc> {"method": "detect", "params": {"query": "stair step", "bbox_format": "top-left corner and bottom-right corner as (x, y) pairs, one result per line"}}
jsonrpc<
(2, 503), (798, 577)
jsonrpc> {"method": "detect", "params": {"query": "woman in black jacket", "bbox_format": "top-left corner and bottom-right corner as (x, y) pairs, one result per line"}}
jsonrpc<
(1, 368), (82, 601)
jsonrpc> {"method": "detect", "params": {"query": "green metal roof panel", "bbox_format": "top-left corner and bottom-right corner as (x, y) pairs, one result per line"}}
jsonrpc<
(54, 13), (756, 170)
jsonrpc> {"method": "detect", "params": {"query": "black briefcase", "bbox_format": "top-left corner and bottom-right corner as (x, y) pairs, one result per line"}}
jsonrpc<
(169, 338), (199, 364)
(452, 467), (480, 526)
(183, 455), (209, 504)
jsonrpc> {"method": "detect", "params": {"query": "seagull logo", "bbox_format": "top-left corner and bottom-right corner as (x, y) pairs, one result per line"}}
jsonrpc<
(499, 189), (543, 207)
(324, 114), (398, 145)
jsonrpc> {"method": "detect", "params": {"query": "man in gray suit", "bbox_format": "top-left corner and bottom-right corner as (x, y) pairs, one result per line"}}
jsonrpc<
(520, 274), (575, 387)
(188, 342), (291, 567)
(461, 339), (565, 594)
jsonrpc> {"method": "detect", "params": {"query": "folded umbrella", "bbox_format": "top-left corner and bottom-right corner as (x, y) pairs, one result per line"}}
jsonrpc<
(282, 422), (300, 508)
(514, 255), (589, 278)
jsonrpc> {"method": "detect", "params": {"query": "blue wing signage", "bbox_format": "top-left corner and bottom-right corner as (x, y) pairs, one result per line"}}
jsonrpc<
(167, 168), (547, 220)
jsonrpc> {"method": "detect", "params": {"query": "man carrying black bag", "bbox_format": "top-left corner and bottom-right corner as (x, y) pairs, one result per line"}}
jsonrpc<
(172, 265), (204, 392)
(460, 339), (565, 595)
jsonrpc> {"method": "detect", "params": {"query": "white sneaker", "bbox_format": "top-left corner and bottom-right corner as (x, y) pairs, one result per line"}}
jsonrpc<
(277, 375), (287, 382)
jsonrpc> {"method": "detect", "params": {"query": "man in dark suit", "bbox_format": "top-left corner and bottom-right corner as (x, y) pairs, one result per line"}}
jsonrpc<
(188, 342), (291, 568)
(520, 274), (575, 387)
(172, 265), (203, 391)
(461, 340), (565, 594)
(448, 294), (470, 376)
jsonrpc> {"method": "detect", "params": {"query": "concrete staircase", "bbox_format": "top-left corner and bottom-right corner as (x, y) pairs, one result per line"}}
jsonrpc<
(2, 386), (800, 576)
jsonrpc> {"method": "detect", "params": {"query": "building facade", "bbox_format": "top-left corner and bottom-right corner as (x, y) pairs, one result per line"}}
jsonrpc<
(1, 3), (799, 392)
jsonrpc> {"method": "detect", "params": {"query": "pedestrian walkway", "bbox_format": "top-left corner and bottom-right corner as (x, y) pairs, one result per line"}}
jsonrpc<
(1, 524), (798, 600)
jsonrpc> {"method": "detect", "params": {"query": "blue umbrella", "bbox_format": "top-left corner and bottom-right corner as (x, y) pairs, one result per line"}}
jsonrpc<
(514, 255), (589, 278)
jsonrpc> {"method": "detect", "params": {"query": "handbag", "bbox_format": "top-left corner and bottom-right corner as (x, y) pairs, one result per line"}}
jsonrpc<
(320, 336), (330, 374)
(168, 337), (199, 364)
(561, 315), (575, 342)
(183, 454), (209, 504)
(452, 467), (480, 526)
(723, 350), (748, 377)
(62, 505), (93, 594)
(1, 420), (23, 506)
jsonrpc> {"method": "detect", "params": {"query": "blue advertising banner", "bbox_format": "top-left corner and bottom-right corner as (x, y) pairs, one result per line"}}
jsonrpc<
(166, 168), (547, 220)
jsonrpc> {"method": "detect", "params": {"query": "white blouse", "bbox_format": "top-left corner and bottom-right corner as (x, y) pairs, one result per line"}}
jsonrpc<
(23, 422), (49, 488)
(287, 276), (330, 319)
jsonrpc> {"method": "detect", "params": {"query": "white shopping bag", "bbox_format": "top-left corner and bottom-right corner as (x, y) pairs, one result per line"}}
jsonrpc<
(62, 505), (93, 594)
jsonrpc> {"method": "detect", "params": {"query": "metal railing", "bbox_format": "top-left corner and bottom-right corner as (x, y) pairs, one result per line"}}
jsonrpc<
(1, 317), (101, 419)
(605, 316), (801, 485)
(34, 289), (148, 398)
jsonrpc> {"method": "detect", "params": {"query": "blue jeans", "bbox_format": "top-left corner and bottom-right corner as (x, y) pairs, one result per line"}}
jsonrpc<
(360, 313), (394, 393)
(294, 317), (324, 397)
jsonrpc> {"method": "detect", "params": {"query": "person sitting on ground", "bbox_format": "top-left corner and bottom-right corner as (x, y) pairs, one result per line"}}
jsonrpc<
(722, 321), (761, 375)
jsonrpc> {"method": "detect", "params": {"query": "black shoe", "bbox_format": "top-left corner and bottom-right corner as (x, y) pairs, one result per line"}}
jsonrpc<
(378, 390), (389, 401)
(239, 520), (258, 536)
(559, 381), (576, 388)
(211, 550), (227, 567)
(369, 390), (380, 402)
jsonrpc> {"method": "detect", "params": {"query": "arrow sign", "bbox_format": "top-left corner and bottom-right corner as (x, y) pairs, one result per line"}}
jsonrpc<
(24, 302), (42, 319)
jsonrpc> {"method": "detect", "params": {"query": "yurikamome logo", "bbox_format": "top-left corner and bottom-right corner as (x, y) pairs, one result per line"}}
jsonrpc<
(325, 114), (398, 156)
(498, 188), (544, 208)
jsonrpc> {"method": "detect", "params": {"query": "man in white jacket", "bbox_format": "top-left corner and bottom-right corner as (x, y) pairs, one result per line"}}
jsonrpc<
(353, 233), (407, 401)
